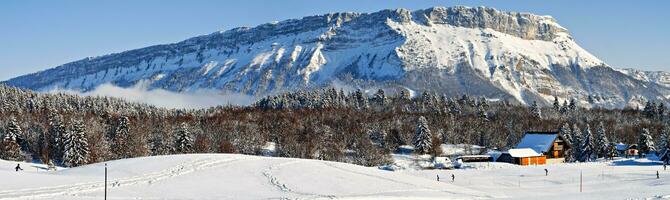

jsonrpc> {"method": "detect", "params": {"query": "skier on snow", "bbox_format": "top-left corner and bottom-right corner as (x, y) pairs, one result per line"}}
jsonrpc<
(451, 174), (455, 182)
(15, 164), (23, 172)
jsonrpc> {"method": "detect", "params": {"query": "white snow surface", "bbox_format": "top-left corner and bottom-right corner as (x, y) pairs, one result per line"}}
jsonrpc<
(2, 154), (670, 199)
(507, 148), (542, 157)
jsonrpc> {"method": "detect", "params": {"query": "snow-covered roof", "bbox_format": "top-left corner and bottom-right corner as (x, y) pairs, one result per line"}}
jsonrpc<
(508, 148), (542, 158)
(515, 132), (559, 154)
(615, 143), (628, 151)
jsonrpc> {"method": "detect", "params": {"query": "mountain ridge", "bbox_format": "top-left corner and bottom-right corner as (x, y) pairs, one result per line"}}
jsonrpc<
(4, 6), (669, 108)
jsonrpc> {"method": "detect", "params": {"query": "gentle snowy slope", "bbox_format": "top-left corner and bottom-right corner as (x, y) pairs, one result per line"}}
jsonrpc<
(0, 154), (487, 200)
(1, 154), (669, 199)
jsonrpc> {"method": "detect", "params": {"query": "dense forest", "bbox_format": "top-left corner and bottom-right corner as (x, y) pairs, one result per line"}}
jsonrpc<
(0, 84), (668, 167)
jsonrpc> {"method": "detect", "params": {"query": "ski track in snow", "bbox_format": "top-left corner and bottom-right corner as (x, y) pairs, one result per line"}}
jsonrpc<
(263, 160), (337, 199)
(0, 157), (244, 200)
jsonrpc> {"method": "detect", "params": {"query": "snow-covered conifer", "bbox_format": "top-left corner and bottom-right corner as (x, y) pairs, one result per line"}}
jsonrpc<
(594, 122), (610, 158)
(530, 101), (542, 119)
(560, 100), (569, 114)
(659, 126), (670, 152)
(47, 113), (66, 161)
(559, 123), (574, 162)
(112, 115), (131, 158)
(553, 96), (560, 112)
(413, 116), (432, 154)
(569, 98), (577, 111)
(571, 124), (583, 162)
(638, 128), (656, 157)
(173, 122), (194, 153)
(373, 89), (387, 107)
(63, 120), (90, 167)
(1, 117), (24, 161)
(580, 124), (595, 162)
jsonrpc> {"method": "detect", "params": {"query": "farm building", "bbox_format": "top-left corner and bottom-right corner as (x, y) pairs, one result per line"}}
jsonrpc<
(497, 148), (546, 165)
(514, 131), (569, 164)
(615, 143), (628, 157)
(626, 144), (639, 157)
(457, 155), (492, 163)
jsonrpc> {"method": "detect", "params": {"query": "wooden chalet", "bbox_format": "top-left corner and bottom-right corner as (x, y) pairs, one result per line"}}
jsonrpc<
(498, 131), (570, 165)
(515, 131), (569, 163)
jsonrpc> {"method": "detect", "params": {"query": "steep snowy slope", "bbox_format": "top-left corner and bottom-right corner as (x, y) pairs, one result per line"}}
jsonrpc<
(5, 6), (669, 108)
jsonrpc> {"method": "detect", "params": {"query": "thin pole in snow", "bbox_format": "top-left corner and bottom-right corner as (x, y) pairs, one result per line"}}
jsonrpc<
(105, 163), (108, 200)
(580, 170), (583, 193)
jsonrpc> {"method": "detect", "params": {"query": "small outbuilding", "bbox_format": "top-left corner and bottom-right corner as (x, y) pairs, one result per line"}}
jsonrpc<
(457, 155), (492, 163)
(497, 148), (546, 165)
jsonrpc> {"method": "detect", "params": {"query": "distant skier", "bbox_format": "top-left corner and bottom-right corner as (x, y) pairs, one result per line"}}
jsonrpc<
(544, 168), (548, 176)
(664, 163), (667, 171)
(657, 171), (660, 179)
(15, 164), (23, 172)
(436, 174), (440, 181)
(451, 174), (455, 182)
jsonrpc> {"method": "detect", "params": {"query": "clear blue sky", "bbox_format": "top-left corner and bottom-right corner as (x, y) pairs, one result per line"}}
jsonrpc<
(1, 0), (668, 81)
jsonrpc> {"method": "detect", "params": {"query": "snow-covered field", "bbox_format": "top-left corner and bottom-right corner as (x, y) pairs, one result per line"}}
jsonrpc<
(1, 154), (669, 199)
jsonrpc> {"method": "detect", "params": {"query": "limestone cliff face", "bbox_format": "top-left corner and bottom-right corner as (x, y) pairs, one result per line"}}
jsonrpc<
(4, 6), (668, 108)
(412, 6), (567, 41)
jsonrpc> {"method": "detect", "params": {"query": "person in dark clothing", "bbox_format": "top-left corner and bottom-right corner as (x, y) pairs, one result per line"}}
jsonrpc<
(657, 171), (660, 179)
(15, 164), (23, 172)
(451, 174), (455, 182)
(544, 168), (548, 176)
(664, 163), (667, 171)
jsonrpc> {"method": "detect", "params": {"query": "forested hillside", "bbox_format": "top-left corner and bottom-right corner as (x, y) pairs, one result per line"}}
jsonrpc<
(0, 84), (668, 167)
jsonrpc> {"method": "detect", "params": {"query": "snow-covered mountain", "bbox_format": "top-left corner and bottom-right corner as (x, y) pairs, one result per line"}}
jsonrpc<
(4, 6), (669, 108)
(616, 68), (670, 88)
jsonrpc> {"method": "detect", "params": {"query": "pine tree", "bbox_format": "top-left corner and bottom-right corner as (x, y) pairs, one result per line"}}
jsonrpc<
(658, 103), (666, 121)
(571, 124), (583, 162)
(1, 117), (24, 161)
(643, 101), (658, 118)
(413, 116), (432, 154)
(594, 122), (610, 158)
(373, 89), (387, 107)
(174, 122), (194, 153)
(47, 113), (66, 161)
(477, 103), (489, 121)
(553, 96), (560, 112)
(569, 98), (577, 111)
(659, 125), (670, 152)
(63, 120), (90, 167)
(112, 115), (131, 158)
(530, 101), (542, 119)
(580, 124), (595, 162)
(560, 100), (569, 114)
(638, 128), (656, 157)
(559, 123), (575, 162)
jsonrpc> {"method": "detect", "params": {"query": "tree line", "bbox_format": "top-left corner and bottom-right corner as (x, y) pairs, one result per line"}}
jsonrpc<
(1, 84), (668, 167)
